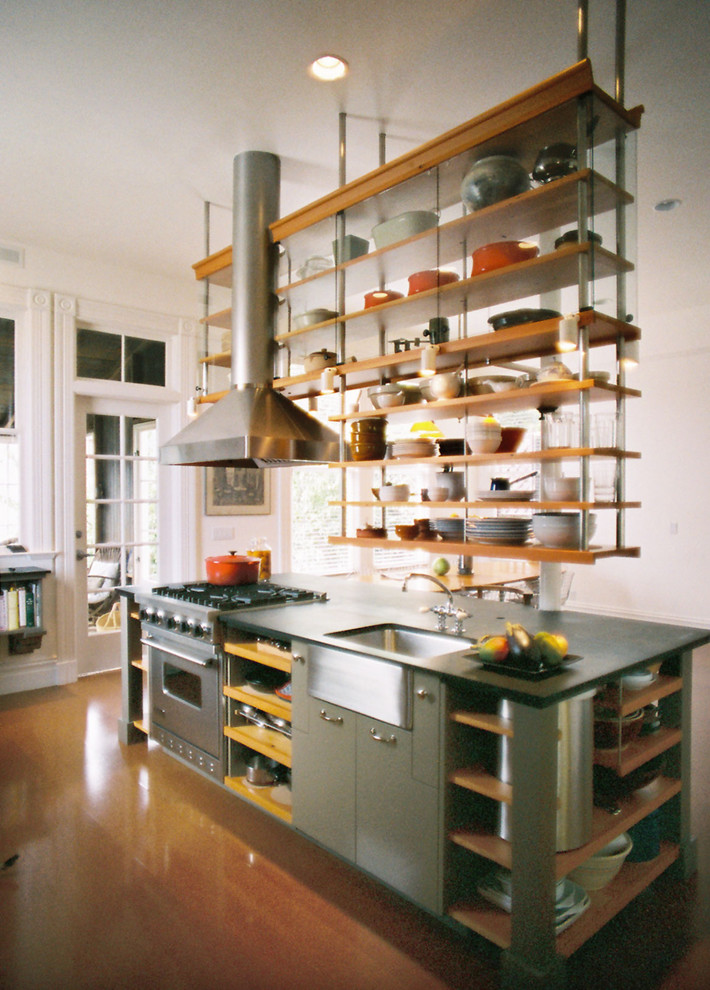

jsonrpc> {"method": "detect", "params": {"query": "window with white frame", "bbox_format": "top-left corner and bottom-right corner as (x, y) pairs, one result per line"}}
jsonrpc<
(0, 318), (19, 543)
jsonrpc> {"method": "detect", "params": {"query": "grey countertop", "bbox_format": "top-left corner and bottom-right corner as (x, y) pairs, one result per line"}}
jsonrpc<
(218, 573), (710, 707)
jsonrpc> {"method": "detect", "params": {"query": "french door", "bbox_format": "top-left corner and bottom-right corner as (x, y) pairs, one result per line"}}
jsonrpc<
(74, 397), (163, 674)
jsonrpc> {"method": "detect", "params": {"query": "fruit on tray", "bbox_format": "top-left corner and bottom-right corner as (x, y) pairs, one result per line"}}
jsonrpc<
(534, 630), (569, 666)
(477, 635), (509, 664)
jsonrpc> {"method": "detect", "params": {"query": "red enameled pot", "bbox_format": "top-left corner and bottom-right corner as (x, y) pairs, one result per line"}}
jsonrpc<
(205, 552), (260, 586)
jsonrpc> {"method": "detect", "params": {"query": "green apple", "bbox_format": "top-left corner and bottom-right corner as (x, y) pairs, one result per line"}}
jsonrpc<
(432, 557), (450, 576)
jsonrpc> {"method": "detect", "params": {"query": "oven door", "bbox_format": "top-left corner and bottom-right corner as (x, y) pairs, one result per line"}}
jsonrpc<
(143, 625), (222, 760)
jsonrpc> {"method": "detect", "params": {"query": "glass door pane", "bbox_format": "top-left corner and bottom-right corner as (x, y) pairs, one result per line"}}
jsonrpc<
(85, 413), (158, 627)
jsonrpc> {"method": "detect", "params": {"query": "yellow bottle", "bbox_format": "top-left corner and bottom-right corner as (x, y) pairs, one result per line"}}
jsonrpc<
(248, 537), (271, 582)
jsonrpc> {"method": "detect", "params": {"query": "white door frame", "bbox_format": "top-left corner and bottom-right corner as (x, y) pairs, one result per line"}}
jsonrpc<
(54, 294), (198, 680)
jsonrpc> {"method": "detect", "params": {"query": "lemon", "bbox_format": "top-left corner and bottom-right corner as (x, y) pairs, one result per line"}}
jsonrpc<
(432, 557), (450, 576)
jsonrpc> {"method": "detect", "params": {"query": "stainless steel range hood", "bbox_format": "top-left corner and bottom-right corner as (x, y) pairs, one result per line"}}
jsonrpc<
(160, 150), (341, 469)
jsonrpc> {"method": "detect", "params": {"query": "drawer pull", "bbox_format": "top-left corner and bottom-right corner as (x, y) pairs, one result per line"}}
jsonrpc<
(416, 688), (432, 699)
(319, 709), (343, 724)
(370, 727), (396, 745)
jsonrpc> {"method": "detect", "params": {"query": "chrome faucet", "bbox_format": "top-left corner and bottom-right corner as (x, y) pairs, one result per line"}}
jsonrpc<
(402, 572), (469, 635)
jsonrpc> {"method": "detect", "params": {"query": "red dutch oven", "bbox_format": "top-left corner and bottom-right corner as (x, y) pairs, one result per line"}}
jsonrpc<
(471, 240), (539, 276)
(205, 552), (260, 586)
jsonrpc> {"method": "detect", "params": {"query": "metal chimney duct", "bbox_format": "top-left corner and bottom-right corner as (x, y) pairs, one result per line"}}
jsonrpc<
(160, 151), (342, 468)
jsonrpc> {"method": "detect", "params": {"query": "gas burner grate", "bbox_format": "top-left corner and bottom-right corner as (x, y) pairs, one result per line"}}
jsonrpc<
(149, 582), (327, 610)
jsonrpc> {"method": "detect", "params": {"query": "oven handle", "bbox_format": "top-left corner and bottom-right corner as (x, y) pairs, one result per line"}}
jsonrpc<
(140, 636), (214, 667)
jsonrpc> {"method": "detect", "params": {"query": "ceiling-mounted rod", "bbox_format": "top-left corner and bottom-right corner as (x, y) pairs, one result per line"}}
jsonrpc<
(615, 0), (627, 104)
(577, 0), (589, 60)
(201, 200), (211, 395)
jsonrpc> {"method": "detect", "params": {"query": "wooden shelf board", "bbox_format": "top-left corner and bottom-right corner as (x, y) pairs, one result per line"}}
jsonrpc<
(273, 246), (634, 352)
(131, 659), (148, 672)
(223, 639), (292, 673)
(269, 61), (640, 241)
(593, 727), (682, 774)
(133, 719), (148, 735)
(449, 766), (513, 803)
(447, 842), (677, 954)
(192, 245), (233, 286)
(448, 776), (682, 878)
(330, 500), (640, 511)
(595, 674), (682, 717)
(224, 724), (292, 768)
(329, 380), (640, 424)
(329, 535), (640, 566)
(223, 683), (292, 722)
(450, 711), (514, 736)
(329, 447), (639, 468)
(224, 775), (292, 823)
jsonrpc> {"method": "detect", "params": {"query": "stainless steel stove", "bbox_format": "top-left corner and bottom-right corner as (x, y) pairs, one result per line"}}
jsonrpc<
(134, 581), (326, 780)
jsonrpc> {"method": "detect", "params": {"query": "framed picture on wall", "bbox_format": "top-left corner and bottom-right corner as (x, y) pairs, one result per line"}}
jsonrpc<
(204, 466), (271, 515)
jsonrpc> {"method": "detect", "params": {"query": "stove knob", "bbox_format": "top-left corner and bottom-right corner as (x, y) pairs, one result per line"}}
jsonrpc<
(142, 606), (156, 623)
(155, 609), (166, 627)
(166, 613), (184, 632)
(200, 622), (212, 639)
(190, 620), (203, 639)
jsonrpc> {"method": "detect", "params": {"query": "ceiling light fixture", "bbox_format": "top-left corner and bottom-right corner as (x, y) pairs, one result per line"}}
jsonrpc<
(308, 55), (349, 81)
(653, 198), (682, 212)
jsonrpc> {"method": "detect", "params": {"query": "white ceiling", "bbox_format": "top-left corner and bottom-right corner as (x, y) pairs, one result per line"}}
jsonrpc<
(2, 0), (708, 311)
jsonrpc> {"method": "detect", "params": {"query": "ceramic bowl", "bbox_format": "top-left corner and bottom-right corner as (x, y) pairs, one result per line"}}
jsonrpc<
(497, 427), (526, 453)
(568, 832), (632, 890)
(368, 384), (405, 408)
(351, 417), (387, 436)
(407, 269), (459, 295)
(333, 234), (369, 264)
(363, 289), (403, 308)
(471, 240), (539, 275)
(350, 439), (386, 462)
(293, 309), (338, 330)
(545, 477), (581, 501)
(532, 143), (578, 184)
(394, 523), (419, 541)
(371, 210), (439, 249)
(593, 709), (644, 750)
(428, 372), (462, 399)
(532, 511), (596, 548)
(376, 484), (410, 502)
(460, 155), (531, 212)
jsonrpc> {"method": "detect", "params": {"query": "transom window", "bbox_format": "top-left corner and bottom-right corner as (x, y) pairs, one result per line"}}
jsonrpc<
(76, 327), (166, 386)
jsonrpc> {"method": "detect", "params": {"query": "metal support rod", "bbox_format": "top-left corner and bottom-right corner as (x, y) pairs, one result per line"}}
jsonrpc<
(337, 112), (347, 531)
(202, 200), (211, 396)
(577, 0), (589, 60)
(615, 0), (627, 105)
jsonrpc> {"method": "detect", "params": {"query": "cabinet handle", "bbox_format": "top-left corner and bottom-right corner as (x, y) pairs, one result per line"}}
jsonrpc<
(319, 709), (343, 724)
(370, 727), (396, 745)
(416, 688), (432, 699)
(292, 653), (305, 664)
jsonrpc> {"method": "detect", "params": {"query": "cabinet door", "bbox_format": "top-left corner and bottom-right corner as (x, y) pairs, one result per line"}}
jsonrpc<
(356, 715), (441, 913)
(292, 697), (356, 861)
(412, 670), (442, 788)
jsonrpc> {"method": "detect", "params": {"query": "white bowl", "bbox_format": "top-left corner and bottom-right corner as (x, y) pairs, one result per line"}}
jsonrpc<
(377, 484), (410, 502)
(568, 832), (633, 890)
(532, 512), (597, 548)
(293, 308), (338, 329)
(368, 384), (405, 408)
(620, 669), (656, 690)
(429, 372), (462, 400)
(371, 210), (439, 249)
(545, 477), (581, 501)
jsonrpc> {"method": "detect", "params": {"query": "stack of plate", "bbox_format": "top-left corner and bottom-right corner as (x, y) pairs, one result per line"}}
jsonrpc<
(477, 868), (590, 934)
(389, 438), (439, 458)
(430, 517), (465, 541)
(466, 516), (532, 545)
(476, 489), (535, 502)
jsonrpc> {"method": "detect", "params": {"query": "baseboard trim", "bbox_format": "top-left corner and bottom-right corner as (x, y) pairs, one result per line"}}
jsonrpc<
(0, 657), (77, 696)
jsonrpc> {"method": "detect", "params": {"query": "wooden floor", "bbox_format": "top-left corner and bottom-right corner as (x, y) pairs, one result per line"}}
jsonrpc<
(1, 650), (709, 990)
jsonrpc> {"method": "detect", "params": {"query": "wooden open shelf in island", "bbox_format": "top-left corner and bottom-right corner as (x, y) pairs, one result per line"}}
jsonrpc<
(224, 724), (292, 768)
(223, 638), (292, 674)
(594, 674), (682, 717)
(447, 841), (678, 955)
(449, 775), (682, 876)
(593, 727), (682, 775)
(224, 683), (291, 722)
(224, 775), (292, 823)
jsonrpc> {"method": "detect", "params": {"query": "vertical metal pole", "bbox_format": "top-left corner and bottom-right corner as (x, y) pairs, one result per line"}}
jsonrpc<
(614, 0), (628, 547)
(336, 112), (347, 533)
(577, 0), (589, 60)
(615, 0), (627, 105)
(202, 200), (211, 396)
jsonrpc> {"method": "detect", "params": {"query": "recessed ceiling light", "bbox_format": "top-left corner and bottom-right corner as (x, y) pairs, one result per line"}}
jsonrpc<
(654, 198), (682, 212)
(308, 55), (349, 81)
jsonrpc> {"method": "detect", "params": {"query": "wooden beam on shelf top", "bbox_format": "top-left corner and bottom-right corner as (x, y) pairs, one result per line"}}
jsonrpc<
(270, 60), (642, 243)
(328, 448), (640, 467)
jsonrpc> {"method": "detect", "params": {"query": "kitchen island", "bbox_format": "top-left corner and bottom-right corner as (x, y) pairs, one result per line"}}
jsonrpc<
(121, 575), (709, 990)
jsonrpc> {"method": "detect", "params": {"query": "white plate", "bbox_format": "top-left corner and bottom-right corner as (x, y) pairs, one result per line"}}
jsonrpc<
(477, 490), (535, 501)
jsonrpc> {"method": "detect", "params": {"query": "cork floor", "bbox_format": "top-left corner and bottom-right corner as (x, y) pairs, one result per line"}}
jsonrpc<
(1, 649), (708, 990)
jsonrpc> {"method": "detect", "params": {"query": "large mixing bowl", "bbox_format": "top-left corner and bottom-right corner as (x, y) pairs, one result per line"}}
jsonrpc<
(371, 210), (438, 249)
(460, 155), (531, 212)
